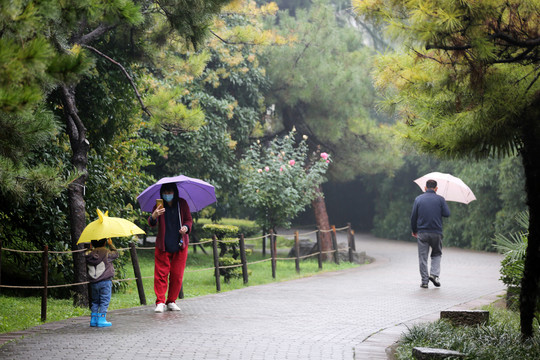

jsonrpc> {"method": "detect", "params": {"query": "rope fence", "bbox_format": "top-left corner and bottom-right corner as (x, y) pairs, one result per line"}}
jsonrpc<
(0, 223), (357, 322)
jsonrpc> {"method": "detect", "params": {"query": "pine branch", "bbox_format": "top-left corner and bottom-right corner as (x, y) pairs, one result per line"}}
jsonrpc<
(525, 69), (540, 93)
(493, 47), (536, 64)
(413, 49), (449, 65)
(60, 85), (85, 143)
(426, 33), (540, 57)
(425, 43), (471, 51)
(76, 24), (117, 45)
(81, 45), (152, 118)
(210, 30), (257, 46)
(491, 32), (540, 48)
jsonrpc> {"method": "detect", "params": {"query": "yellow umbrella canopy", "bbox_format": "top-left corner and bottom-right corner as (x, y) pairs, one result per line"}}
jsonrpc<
(77, 209), (145, 244)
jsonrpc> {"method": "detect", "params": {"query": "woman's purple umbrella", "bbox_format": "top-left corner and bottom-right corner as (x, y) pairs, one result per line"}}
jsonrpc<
(137, 175), (217, 212)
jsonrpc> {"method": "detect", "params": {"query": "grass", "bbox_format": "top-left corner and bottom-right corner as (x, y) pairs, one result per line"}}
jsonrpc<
(0, 246), (359, 334)
(394, 305), (540, 360)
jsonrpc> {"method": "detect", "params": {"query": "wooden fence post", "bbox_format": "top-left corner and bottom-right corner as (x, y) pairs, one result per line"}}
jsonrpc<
(331, 225), (339, 265)
(129, 242), (146, 305)
(239, 234), (249, 284)
(347, 223), (355, 263)
(270, 230), (276, 279)
(142, 228), (147, 247)
(0, 238), (2, 293)
(41, 245), (48, 322)
(316, 228), (323, 270)
(262, 228), (267, 256)
(212, 235), (221, 292)
(294, 231), (300, 274)
(347, 223), (356, 251)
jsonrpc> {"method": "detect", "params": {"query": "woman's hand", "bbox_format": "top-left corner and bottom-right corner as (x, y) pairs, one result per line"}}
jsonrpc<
(179, 226), (188, 235)
(152, 204), (165, 220)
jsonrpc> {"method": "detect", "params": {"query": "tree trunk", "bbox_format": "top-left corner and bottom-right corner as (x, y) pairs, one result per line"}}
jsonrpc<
(60, 85), (90, 307)
(519, 108), (540, 339)
(311, 186), (332, 260)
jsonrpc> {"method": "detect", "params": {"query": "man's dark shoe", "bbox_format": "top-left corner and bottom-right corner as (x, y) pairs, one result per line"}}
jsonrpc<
(420, 283), (428, 288)
(429, 275), (441, 287)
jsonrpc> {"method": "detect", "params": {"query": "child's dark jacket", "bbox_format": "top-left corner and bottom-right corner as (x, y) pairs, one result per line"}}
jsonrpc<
(85, 247), (119, 283)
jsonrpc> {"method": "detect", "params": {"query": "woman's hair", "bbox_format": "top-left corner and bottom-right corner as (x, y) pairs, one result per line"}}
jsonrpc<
(160, 182), (179, 203)
(91, 239), (107, 248)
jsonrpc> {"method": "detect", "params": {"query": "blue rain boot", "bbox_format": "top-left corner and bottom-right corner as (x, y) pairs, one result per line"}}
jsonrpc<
(90, 312), (98, 327)
(97, 312), (112, 327)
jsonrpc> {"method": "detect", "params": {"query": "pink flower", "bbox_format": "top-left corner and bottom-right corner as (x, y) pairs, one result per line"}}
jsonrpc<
(265, 166), (270, 172)
(280, 166), (284, 172)
(320, 152), (329, 160)
(257, 169), (263, 173)
(326, 160), (330, 163)
(289, 160), (295, 166)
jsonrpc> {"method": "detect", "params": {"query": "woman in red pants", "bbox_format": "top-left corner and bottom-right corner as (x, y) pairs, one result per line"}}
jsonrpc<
(148, 182), (193, 312)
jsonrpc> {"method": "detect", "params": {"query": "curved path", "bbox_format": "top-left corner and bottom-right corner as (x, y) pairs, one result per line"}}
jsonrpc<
(0, 232), (505, 359)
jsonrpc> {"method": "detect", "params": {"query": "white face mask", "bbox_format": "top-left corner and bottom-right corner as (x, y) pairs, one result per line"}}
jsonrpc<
(163, 194), (174, 202)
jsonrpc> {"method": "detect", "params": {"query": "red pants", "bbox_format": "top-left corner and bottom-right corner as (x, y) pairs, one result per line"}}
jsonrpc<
(154, 247), (188, 304)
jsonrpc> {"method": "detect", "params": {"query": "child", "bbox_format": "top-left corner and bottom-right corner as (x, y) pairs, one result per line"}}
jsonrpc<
(85, 238), (119, 327)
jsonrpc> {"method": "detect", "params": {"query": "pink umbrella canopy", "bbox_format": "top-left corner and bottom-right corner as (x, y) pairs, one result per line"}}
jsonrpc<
(414, 172), (476, 204)
(137, 175), (217, 212)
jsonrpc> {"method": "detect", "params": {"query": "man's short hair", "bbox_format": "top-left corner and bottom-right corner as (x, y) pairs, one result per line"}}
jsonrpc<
(426, 180), (437, 189)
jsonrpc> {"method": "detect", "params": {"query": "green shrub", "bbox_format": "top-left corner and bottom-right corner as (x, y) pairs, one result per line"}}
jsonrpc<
(395, 307), (540, 360)
(494, 211), (529, 310)
(192, 218), (259, 239)
(200, 224), (243, 283)
(218, 257), (242, 283)
(202, 223), (239, 238)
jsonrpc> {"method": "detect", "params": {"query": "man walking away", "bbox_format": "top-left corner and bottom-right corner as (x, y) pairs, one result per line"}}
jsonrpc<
(411, 179), (450, 288)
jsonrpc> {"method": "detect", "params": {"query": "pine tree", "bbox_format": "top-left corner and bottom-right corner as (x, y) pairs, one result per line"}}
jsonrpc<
(1, 0), (233, 306)
(263, 1), (403, 254)
(355, 0), (540, 339)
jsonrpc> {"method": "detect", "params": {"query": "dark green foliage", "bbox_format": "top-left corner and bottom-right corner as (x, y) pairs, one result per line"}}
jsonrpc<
(142, 26), (269, 219)
(156, 0), (233, 49)
(263, 1), (402, 182)
(395, 308), (540, 360)
(495, 212), (531, 311)
(200, 223), (241, 282)
(356, 1), (540, 337)
(0, 130), (155, 297)
(193, 218), (258, 235)
(0, 107), (67, 201)
(218, 250), (243, 283)
(201, 223), (240, 239)
(371, 154), (527, 251)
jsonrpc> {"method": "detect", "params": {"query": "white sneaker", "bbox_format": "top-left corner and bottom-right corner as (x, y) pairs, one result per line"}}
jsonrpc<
(154, 303), (166, 313)
(167, 302), (181, 311)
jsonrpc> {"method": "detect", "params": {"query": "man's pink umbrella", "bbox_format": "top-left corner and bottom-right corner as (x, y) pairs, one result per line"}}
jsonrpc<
(414, 172), (476, 204)
(137, 175), (217, 212)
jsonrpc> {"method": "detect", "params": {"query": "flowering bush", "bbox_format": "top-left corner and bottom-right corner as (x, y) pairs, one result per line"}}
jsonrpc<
(238, 129), (331, 231)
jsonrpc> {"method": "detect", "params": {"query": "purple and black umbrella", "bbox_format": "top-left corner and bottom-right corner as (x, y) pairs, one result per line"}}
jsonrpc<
(137, 175), (217, 212)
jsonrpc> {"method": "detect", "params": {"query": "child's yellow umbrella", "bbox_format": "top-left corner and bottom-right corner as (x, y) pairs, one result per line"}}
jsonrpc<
(77, 209), (145, 244)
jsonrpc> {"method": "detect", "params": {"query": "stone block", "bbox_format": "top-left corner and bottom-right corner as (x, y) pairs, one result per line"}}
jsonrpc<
(287, 239), (317, 257)
(412, 347), (465, 359)
(440, 310), (489, 326)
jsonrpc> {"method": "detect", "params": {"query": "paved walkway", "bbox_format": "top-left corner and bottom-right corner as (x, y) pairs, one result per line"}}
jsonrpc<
(0, 232), (505, 359)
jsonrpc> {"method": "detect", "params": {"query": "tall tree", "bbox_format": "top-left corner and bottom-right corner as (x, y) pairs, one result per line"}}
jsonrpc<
(263, 0), (402, 252)
(355, 0), (540, 338)
(142, 1), (280, 209)
(140, 1), (287, 225)
(1, 0), (233, 306)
